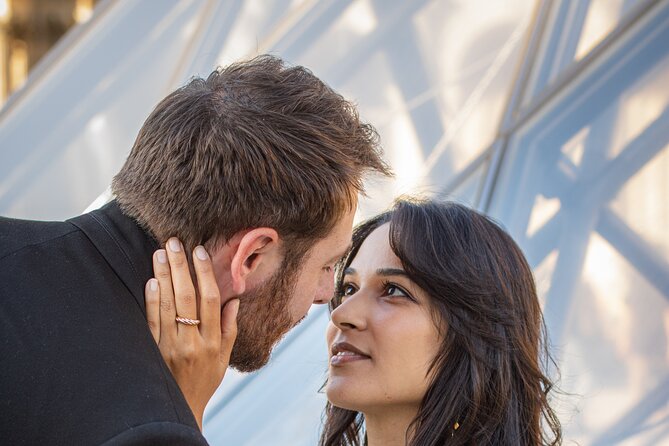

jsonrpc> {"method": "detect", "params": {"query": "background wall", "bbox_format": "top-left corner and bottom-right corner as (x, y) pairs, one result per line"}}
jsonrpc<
(0, 0), (667, 444)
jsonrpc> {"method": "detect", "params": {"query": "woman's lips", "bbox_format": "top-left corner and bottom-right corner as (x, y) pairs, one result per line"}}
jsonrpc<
(330, 341), (371, 366)
(330, 351), (371, 366)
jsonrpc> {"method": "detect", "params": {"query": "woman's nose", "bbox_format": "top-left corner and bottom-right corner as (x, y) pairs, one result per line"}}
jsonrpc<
(330, 292), (367, 330)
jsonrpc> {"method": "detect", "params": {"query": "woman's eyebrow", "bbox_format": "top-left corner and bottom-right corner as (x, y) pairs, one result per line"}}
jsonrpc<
(343, 267), (357, 276)
(375, 268), (409, 278)
(344, 267), (409, 277)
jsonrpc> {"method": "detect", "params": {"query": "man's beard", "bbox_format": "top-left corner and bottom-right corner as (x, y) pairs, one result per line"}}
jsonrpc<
(228, 259), (302, 372)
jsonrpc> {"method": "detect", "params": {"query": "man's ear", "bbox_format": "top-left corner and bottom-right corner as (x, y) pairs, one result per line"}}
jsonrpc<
(229, 227), (280, 295)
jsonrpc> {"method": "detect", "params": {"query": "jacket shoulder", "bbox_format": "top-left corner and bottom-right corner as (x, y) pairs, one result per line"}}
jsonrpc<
(100, 421), (209, 445)
(0, 216), (79, 260)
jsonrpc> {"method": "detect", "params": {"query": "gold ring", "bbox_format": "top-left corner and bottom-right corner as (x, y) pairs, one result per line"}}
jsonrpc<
(175, 316), (201, 326)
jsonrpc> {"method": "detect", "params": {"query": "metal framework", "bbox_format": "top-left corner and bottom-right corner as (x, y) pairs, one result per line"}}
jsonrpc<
(476, 1), (669, 443)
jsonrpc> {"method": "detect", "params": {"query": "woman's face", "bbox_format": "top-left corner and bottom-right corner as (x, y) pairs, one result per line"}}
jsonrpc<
(325, 223), (442, 413)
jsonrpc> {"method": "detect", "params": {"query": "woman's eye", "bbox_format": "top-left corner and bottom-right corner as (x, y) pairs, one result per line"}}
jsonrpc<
(384, 283), (410, 299)
(342, 283), (357, 296)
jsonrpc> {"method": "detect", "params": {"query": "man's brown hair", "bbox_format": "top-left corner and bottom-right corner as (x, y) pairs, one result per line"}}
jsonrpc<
(112, 55), (390, 251)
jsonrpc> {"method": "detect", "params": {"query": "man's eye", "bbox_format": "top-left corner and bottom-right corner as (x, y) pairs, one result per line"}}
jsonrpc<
(323, 266), (333, 273)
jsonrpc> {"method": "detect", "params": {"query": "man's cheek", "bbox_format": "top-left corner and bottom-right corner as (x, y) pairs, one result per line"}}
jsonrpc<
(291, 292), (314, 321)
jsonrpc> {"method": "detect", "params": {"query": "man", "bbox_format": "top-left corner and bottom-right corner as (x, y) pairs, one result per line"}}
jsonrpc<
(0, 55), (390, 445)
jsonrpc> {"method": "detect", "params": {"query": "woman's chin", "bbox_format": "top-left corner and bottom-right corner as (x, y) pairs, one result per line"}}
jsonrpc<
(326, 382), (366, 411)
(327, 398), (363, 412)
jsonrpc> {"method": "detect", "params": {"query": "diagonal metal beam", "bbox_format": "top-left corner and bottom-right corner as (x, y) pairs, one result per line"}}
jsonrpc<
(324, 0), (431, 88)
(591, 374), (669, 445)
(577, 106), (669, 208)
(271, 0), (355, 62)
(541, 105), (616, 345)
(369, 0), (446, 173)
(525, 0), (591, 100)
(480, 0), (555, 212)
(596, 208), (669, 299)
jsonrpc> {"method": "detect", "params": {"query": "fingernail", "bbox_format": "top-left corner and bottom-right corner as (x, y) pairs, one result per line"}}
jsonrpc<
(149, 278), (158, 291)
(157, 250), (167, 263)
(168, 238), (181, 252)
(194, 246), (208, 261)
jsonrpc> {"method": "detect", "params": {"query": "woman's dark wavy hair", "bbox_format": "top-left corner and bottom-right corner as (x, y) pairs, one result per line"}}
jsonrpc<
(319, 198), (561, 446)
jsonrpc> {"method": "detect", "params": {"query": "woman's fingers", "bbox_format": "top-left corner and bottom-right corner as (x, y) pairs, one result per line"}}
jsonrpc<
(192, 246), (222, 341)
(145, 241), (233, 431)
(145, 278), (161, 343)
(165, 238), (199, 334)
(153, 249), (177, 342)
(219, 298), (240, 367)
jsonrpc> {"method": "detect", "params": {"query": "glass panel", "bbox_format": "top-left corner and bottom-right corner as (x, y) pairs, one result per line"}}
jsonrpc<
(0, 1), (538, 444)
(202, 2), (538, 443)
(575, 0), (640, 59)
(561, 232), (669, 445)
(610, 144), (669, 264)
(445, 159), (488, 209)
(0, 0), (313, 220)
(204, 307), (331, 446)
(489, 3), (669, 444)
(0, 0), (533, 221)
(522, 0), (649, 107)
(215, 0), (536, 217)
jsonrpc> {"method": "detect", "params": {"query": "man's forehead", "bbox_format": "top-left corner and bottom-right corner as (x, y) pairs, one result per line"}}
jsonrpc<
(325, 241), (353, 265)
(316, 225), (353, 262)
(309, 207), (355, 259)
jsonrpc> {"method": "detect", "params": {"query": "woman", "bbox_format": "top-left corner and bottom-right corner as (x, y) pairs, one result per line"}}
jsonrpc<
(146, 198), (562, 445)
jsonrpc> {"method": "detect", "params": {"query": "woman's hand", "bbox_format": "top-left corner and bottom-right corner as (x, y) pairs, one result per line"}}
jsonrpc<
(144, 237), (239, 430)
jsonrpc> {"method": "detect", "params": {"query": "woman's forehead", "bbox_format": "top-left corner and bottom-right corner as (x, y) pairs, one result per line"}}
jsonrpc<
(348, 223), (402, 273)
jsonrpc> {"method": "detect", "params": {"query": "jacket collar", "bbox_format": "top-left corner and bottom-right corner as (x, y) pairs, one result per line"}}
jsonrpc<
(68, 200), (159, 313)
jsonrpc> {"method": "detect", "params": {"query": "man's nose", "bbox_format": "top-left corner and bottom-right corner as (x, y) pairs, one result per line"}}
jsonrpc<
(313, 270), (336, 304)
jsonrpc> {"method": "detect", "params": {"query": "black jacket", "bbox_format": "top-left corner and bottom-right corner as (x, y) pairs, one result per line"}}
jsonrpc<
(0, 201), (208, 445)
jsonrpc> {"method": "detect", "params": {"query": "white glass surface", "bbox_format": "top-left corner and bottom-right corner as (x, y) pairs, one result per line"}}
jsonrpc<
(0, 0), (560, 446)
(444, 159), (488, 209)
(489, 3), (669, 443)
(0, 0), (314, 220)
(522, 0), (648, 107)
(212, 0), (535, 217)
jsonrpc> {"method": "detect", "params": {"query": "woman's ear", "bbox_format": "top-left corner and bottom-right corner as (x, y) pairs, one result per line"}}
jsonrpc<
(229, 227), (279, 295)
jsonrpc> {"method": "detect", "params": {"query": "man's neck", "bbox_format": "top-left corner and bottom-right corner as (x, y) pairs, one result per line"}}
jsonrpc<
(363, 405), (418, 446)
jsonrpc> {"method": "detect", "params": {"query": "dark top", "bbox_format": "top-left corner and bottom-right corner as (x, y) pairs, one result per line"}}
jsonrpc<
(0, 201), (208, 445)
